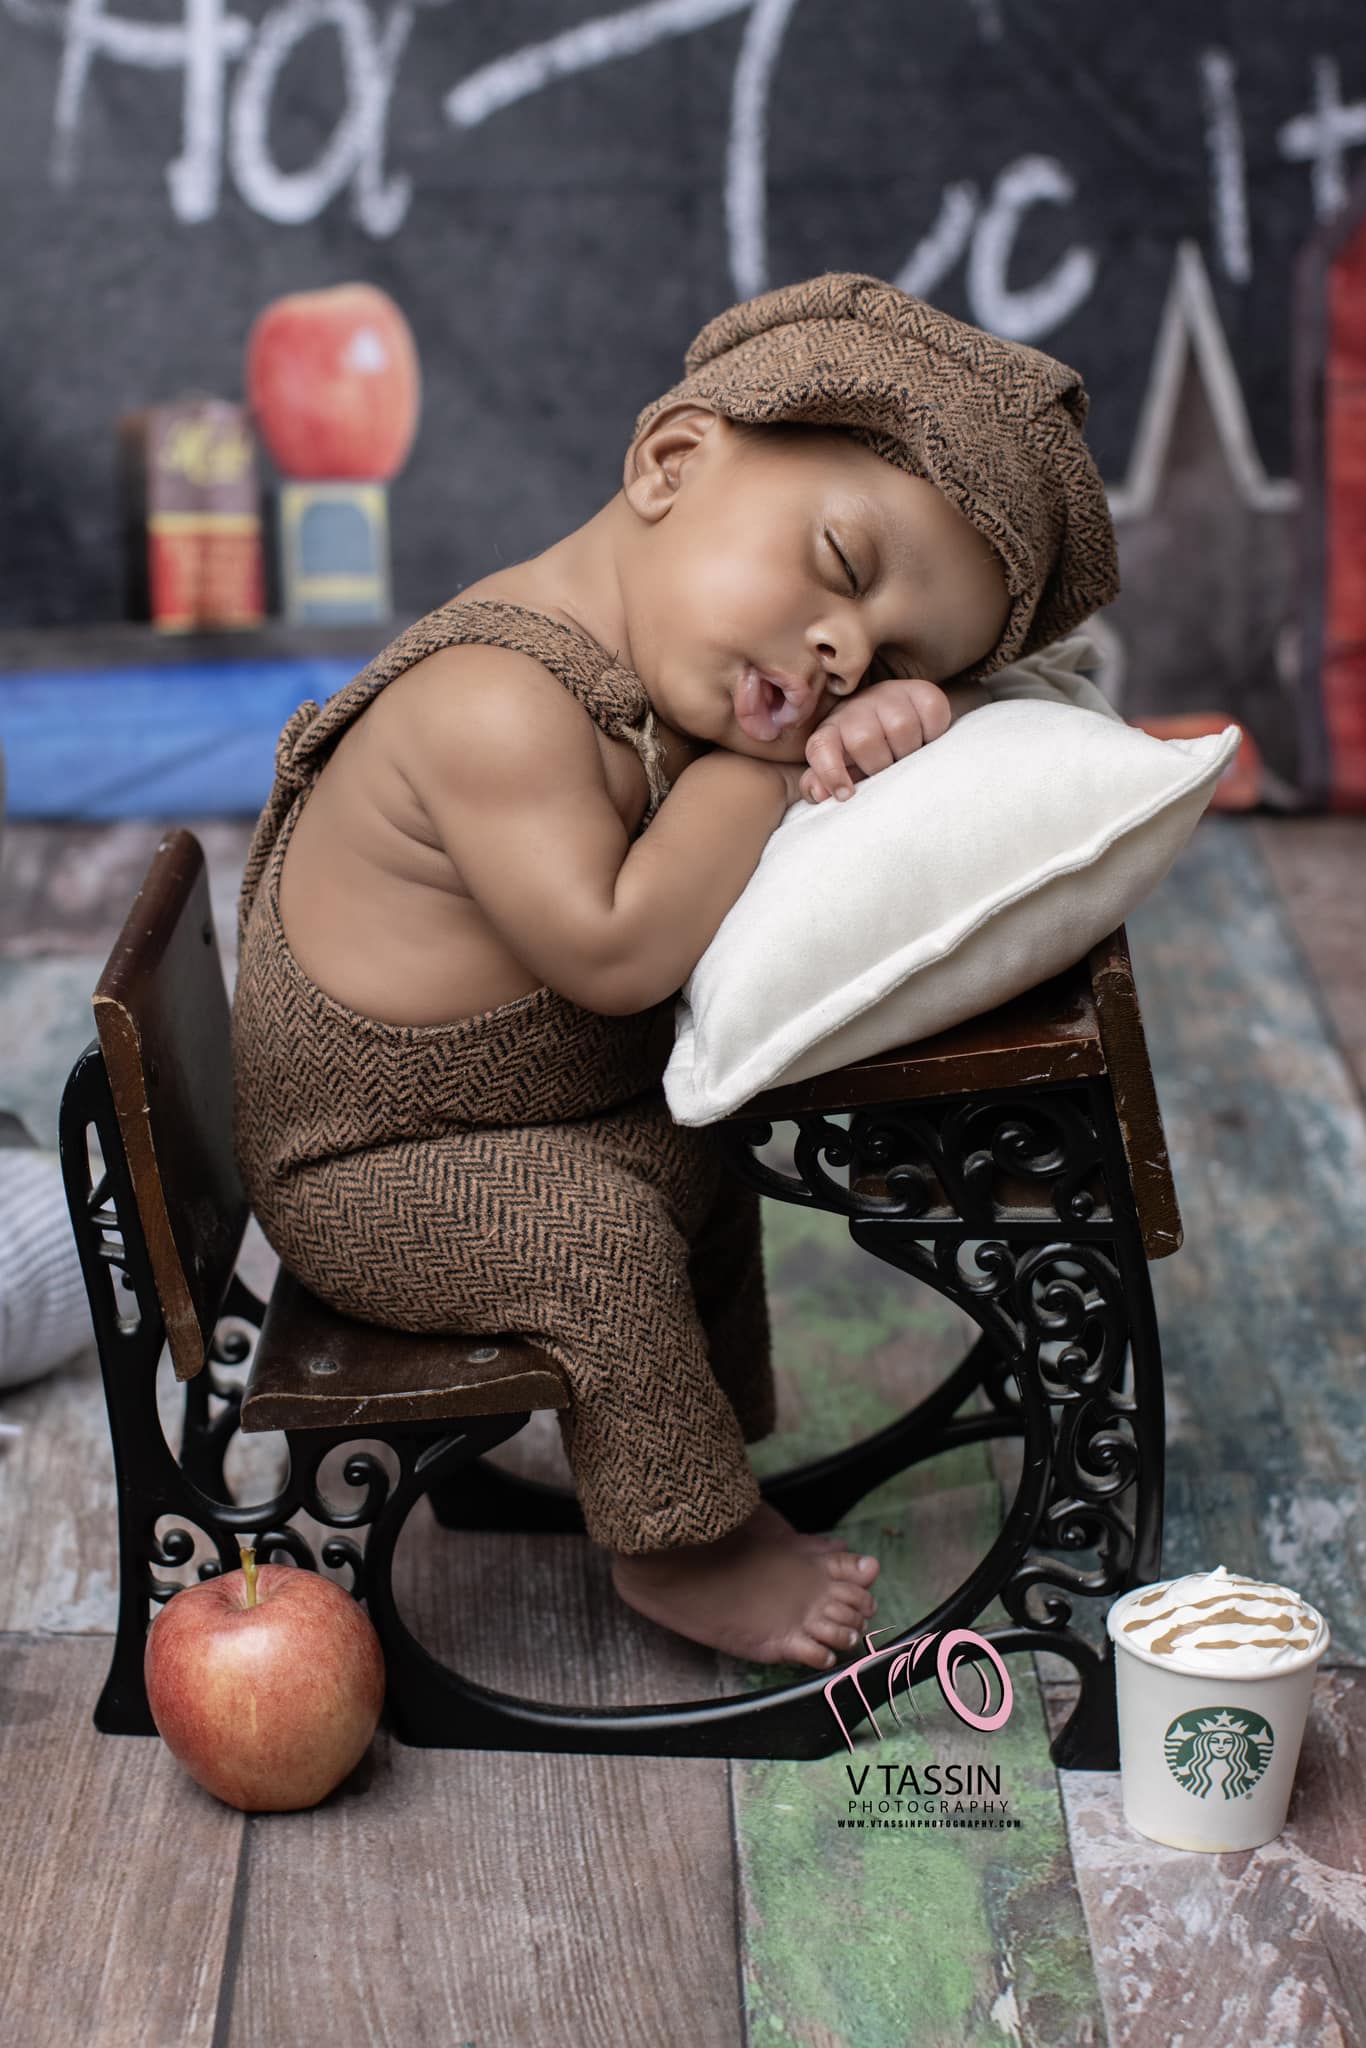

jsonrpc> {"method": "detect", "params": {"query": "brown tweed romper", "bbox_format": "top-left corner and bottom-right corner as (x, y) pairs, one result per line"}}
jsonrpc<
(231, 598), (775, 1555)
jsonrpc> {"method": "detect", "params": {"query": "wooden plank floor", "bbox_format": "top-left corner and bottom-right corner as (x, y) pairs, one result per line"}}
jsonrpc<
(2, 812), (1364, 2047)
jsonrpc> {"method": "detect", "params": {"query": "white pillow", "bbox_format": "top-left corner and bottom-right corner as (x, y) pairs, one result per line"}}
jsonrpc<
(662, 669), (1238, 1127)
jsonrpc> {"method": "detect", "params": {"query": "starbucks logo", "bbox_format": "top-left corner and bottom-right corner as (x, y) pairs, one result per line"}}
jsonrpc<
(1164, 1707), (1275, 1801)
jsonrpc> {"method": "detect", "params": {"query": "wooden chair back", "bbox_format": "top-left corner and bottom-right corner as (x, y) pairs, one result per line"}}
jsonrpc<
(91, 828), (246, 1382)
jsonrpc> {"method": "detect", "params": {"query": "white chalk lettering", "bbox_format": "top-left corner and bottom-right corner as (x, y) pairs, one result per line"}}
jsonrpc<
(894, 181), (979, 301)
(43, 0), (410, 229)
(726, 0), (798, 299)
(1199, 47), (1250, 284)
(51, 0), (251, 213)
(446, 0), (1096, 329)
(228, 0), (413, 233)
(1278, 54), (1366, 221)
(967, 154), (1096, 340)
(443, 0), (749, 130)
(21, 0), (1364, 350)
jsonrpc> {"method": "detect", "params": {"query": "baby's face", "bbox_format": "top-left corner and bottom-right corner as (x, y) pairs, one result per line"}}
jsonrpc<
(621, 412), (1011, 761)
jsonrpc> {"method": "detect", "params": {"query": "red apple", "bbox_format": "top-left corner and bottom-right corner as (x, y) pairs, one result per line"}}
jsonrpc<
(246, 282), (421, 481)
(144, 1546), (386, 1811)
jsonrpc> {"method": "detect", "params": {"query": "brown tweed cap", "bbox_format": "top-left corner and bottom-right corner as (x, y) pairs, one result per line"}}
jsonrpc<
(631, 271), (1119, 685)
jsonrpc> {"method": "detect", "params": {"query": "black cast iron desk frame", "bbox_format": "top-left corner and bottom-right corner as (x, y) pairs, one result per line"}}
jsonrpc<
(64, 1028), (1163, 1771)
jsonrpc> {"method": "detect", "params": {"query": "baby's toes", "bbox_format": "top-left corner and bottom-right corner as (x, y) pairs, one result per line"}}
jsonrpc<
(791, 1631), (845, 1671)
(826, 1551), (880, 1591)
(808, 1610), (862, 1657)
(824, 1587), (873, 1629)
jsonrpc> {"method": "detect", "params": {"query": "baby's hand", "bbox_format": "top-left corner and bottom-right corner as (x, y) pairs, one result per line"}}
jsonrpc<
(800, 677), (952, 803)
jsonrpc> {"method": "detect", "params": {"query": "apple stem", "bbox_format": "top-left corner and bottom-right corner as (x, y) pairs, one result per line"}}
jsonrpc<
(239, 1540), (259, 1608)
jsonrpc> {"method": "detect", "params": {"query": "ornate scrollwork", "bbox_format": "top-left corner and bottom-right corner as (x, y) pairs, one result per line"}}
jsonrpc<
(303, 1449), (394, 1529)
(320, 1537), (366, 1590)
(1003, 1580), (1078, 1631)
(848, 1116), (941, 1216)
(773, 1089), (1148, 1656)
(721, 1086), (1112, 1234)
(1003, 1535), (1131, 1630)
(995, 1247), (1140, 1627)
(935, 1235), (1016, 1301)
(956, 1096), (1102, 1225)
(208, 1317), (256, 1379)
(727, 1114), (892, 1217)
(151, 1516), (222, 1601)
(999, 1386), (1140, 1629)
(150, 1524), (197, 1572)
(200, 1533), (364, 1591)
(1015, 1243), (1125, 1402)
(1056, 1400), (1140, 1499)
(836, 1227), (1143, 1640)
(145, 1428), (406, 1612)
(255, 1525), (321, 1570)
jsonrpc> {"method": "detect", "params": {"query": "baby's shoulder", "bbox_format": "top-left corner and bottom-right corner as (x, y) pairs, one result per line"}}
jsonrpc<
(377, 640), (610, 793)
(387, 639), (596, 738)
(388, 636), (575, 701)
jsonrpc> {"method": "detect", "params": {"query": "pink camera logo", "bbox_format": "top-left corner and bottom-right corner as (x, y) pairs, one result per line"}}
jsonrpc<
(823, 1626), (1014, 1755)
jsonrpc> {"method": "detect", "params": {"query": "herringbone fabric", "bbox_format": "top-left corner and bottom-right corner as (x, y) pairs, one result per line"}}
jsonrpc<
(231, 598), (774, 1553)
(632, 270), (1120, 685)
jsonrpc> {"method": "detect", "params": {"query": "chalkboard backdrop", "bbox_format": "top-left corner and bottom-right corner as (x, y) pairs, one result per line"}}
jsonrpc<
(2, 0), (1363, 790)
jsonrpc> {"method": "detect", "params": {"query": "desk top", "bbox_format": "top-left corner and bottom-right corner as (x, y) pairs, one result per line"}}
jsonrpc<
(721, 928), (1182, 1260)
(727, 957), (1104, 1122)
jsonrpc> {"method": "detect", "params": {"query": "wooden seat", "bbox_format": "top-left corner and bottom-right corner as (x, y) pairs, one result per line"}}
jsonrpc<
(241, 1273), (567, 1432)
(62, 827), (1174, 1768)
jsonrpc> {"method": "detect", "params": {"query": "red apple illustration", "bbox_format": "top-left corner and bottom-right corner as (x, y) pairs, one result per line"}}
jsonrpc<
(144, 1544), (386, 1812)
(246, 283), (421, 480)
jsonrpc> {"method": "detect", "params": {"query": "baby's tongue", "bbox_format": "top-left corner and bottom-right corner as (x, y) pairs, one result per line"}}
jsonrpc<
(739, 666), (800, 739)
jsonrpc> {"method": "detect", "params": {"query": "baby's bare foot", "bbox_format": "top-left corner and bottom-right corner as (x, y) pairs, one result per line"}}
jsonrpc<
(611, 1507), (880, 1671)
(749, 1499), (850, 1554)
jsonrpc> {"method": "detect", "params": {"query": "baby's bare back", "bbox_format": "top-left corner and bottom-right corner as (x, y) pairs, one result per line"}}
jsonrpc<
(276, 654), (657, 1028)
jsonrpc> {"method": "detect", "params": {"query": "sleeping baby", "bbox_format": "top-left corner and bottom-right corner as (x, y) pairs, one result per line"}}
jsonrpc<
(230, 271), (1119, 1673)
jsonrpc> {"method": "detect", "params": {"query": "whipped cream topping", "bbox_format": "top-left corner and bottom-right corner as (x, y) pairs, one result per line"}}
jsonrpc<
(1111, 1566), (1328, 1675)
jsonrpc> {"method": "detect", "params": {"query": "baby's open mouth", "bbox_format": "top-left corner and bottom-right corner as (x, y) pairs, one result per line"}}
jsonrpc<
(734, 664), (803, 742)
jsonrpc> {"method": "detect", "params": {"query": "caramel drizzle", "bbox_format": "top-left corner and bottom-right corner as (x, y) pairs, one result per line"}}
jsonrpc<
(1124, 1601), (1314, 1656)
(1200, 1636), (1312, 1652)
(1152, 1609), (1290, 1654)
(1125, 1592), (1305, 1634)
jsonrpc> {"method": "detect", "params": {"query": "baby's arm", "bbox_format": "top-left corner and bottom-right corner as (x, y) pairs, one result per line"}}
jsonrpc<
(402, 647), (804, 1014)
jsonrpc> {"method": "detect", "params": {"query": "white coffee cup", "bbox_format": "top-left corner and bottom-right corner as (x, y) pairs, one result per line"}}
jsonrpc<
(1105, 1566), (1330, 1852)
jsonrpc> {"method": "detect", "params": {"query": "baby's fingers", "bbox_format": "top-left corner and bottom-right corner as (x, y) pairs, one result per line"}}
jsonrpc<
(804, 728), (857, 801)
